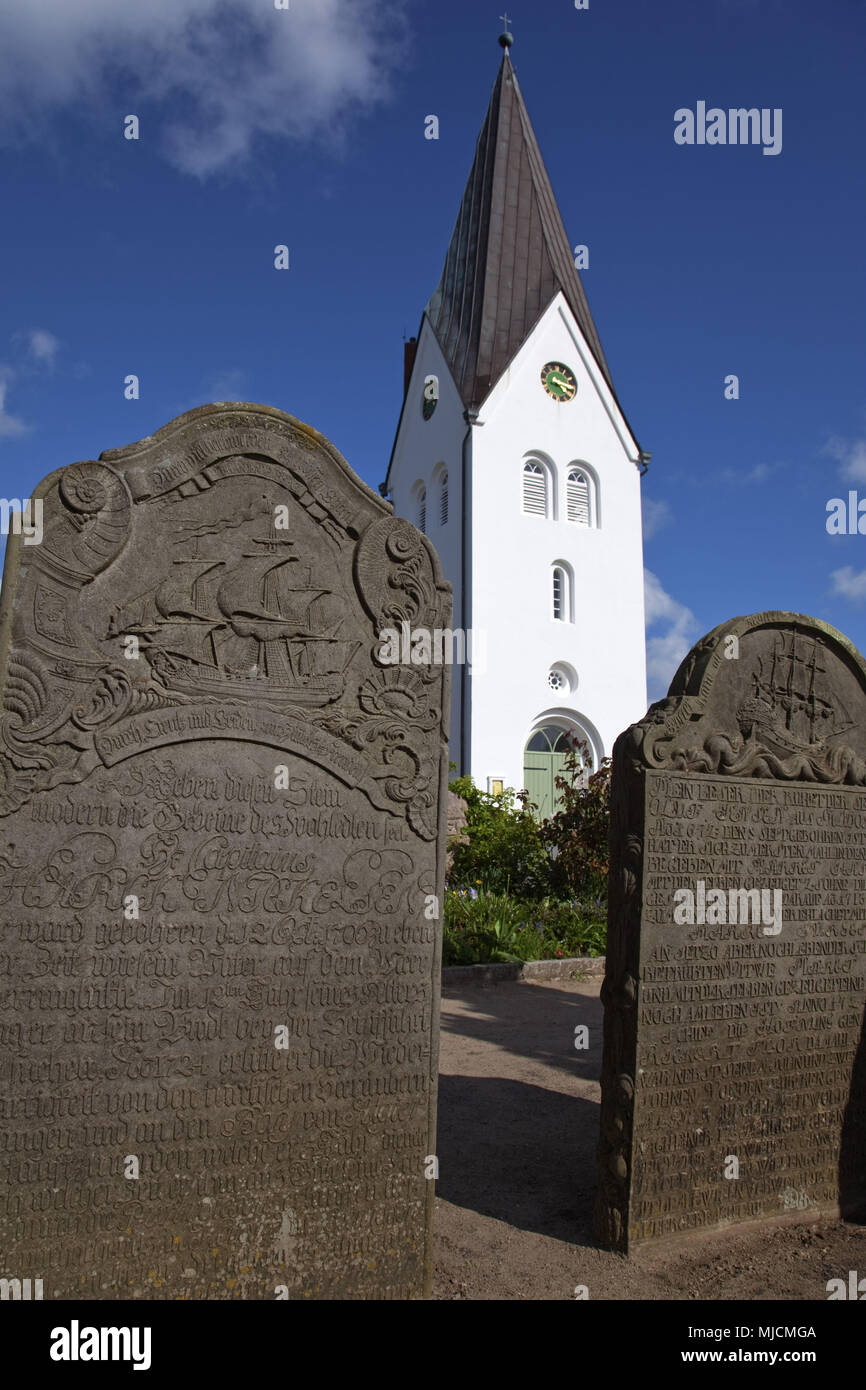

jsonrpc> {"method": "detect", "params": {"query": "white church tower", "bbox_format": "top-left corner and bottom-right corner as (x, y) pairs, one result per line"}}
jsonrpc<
(385, 28), (648, 816)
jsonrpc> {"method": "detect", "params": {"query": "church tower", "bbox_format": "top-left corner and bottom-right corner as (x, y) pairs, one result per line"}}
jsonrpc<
(385, 29), (648, 815)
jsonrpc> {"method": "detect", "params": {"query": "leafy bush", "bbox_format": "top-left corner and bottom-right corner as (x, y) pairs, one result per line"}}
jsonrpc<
(540, 744), (611, 900)
(442, 758), (610, 965)
(442, 888), (606, 966)
(447, 776), (549, 898)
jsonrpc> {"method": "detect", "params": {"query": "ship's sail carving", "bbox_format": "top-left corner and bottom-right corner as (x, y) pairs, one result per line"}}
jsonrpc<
(107, 538), (358, 707)
(152, 622), (220, 668)
(740, 632), (854, 752)
(156, 561), (226, 621)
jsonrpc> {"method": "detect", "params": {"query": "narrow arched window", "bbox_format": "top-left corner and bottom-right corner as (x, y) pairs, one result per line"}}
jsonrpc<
(417, 485), (427, 534)
(552, 566), (565, 621)
(567, 468), (591, 526)
(440, 471), (448, 526)
(551, 561), (574, 622)
(523, 460), (547, 516)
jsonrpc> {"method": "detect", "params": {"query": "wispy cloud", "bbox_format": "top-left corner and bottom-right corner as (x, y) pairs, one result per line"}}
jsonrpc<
(0, 370), (30, 439)
(824, 434), (866, 483)
(830, 566), (866, 603)
(642, 497), (671, 541)
(207, 367), (248, 401)
(645, 568), (701, 699)
(0, 329), (62, 439)
(0, 0), (409, 178)
(25, 329), (60, 366)
(720, 461), (775, 484)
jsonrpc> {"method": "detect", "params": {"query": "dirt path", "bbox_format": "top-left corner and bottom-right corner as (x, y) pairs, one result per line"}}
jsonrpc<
(433, 977), (866, 1300)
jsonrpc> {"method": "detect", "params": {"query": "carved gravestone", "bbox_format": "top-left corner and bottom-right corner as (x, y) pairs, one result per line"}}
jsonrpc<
(597, 613), (866, 1251)
(0, 403), (451, 1298)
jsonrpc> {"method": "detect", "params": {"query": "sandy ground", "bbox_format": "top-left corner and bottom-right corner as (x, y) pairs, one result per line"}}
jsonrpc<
(432, 977), (866, 1301)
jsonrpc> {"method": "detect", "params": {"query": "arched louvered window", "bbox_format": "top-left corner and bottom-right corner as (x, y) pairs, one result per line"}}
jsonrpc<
(523, 460), (547, 516)
(440, 471), (448, 526)
(417, 485), (427, 534)
(567, 468), (591, 526)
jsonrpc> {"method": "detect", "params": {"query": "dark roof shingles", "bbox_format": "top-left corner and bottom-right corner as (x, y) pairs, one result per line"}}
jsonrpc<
(426, 53), (617, 410)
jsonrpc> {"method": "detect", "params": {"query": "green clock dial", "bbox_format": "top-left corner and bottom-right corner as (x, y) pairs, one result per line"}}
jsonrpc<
(541, 362), (577, 402)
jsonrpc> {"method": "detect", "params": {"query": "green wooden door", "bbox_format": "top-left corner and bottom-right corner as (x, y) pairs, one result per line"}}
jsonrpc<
(523, 727), (576, 818)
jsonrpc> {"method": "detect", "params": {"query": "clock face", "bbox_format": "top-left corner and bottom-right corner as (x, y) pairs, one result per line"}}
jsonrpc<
(541, 361), (577, 402)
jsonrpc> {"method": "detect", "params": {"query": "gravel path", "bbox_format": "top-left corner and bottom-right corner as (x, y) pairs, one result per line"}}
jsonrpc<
(433, 977), (866, 1300)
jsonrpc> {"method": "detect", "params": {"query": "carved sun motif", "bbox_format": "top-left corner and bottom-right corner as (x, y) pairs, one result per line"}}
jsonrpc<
(358, 667), (429, 718)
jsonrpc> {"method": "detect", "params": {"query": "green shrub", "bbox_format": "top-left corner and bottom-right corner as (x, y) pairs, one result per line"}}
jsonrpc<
(442, 888), (606, 966)
(540, 745), (611, 900)
(442, 762), (609, 965)
(447, 776), (550, 897)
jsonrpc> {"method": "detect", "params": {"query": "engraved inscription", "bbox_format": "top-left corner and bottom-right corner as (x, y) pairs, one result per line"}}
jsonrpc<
(633, 771), (866, 1240)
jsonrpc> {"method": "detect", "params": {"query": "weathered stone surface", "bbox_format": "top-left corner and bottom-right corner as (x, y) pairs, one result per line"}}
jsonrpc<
(0, 403), (451, 1299)
(596, 613), (866, 1251)
(444, 789), (469, 876)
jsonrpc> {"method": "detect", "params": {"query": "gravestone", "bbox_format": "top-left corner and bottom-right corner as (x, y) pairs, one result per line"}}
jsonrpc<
(596, 613), (866, 1251)
(0, 403), (451, 1299)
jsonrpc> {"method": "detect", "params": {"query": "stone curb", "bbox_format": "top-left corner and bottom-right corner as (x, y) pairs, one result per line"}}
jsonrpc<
(442, 956), (605, 988)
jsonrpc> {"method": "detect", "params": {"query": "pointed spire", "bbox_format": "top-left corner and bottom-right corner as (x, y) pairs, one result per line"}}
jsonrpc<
(426, 47), (616, 410)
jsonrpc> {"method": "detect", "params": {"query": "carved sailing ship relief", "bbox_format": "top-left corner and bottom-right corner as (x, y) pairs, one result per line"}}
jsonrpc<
(623, 616), (866, 785)
(106, 535), (359, 708)
(737, 631), (853, 755)
(0, 406), (451, 836)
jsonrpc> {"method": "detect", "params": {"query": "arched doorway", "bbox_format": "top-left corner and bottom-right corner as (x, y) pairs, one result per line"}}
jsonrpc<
(522, 724), (593, 819)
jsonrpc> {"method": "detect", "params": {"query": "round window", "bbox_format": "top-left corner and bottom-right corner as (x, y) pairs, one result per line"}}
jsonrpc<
(547, 662), (576, 695)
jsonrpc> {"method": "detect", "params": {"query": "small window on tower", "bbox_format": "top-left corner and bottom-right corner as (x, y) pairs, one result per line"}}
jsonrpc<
(417, 485), (427, 534)
(551, 561), (574, 622)
(440, 472), (448, 526)
(523, 460), (547, 516)
(552, 566), (565, 621)
(567, 467), (592, 527)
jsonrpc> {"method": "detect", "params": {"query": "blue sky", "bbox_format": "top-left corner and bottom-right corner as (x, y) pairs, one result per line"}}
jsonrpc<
(0, 0), (864, 700)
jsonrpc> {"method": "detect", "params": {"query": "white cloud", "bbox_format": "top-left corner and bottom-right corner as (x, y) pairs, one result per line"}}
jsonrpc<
(642, 497), (671, 541)
(0, 0), (408, 177)
(830, 566), (866, 603)
(644, 569), (701, 698)
(0, 370), (29, 438)
(824, 434), (866, 483)
(26, 329), (60, 365)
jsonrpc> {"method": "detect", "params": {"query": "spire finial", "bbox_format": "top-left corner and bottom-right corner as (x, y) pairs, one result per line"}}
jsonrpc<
(498, 13), (513, 49)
